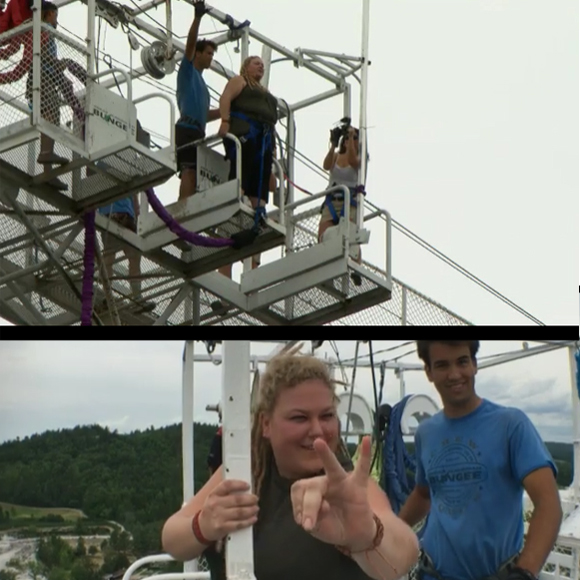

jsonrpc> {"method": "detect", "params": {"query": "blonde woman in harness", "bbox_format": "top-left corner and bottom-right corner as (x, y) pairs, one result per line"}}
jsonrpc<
(399, 341), (563, 580)
(162, 352), (419, 580)
(218, 55), (278, 276)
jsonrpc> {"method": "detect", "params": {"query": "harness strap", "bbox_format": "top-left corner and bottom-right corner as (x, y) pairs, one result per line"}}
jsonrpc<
(322, 183), (367, 225)
(418, 550), (521, 580)
(177, 115), (203, 132)
(324, 194), (357, 225)
(226, 111), (272, 230)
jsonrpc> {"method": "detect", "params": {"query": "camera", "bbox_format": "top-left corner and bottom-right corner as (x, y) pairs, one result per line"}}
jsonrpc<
(330, 116), (351, 147)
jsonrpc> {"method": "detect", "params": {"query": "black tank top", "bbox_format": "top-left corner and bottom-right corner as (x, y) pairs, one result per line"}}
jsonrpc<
(231, 84), (278, 126)
(203, 453), (374, 580)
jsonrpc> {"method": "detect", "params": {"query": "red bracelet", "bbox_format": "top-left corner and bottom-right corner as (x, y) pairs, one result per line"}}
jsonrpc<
(192, 510), (212, 545)
(335, 513), (384, 557)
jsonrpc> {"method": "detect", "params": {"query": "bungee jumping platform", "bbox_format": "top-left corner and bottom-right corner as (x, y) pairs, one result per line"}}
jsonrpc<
(0, 0), (475, 326)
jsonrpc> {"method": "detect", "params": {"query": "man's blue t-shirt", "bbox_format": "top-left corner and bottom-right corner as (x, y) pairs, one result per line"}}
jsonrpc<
(415, 399), (557, 580)
(98, 197), (135, 219)
(176, 56), (209, 132)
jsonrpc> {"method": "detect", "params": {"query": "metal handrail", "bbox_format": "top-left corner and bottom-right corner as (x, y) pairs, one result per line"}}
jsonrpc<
(91, 67), (133, 104)
(120, 555), (210, 580)
(133, 92), (176, 146)
(140, 132), (242, 219)
(271, 158), (286, 227)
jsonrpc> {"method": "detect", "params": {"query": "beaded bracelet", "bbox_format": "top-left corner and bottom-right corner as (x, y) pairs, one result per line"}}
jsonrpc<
(335, 513), (384, 557)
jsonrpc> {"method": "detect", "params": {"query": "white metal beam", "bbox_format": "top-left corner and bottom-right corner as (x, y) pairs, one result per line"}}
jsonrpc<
(241, 240), (346, 295)
(182, 339), (197, 574)
(189, 342), (577, 371)
(153, 284), (191, 326)
(182, 340), (194, 504)
(567, 345), (580, 502)
(221, 342), (255, 580)
(289, 87), (345, 114)
(190, 272), (248, 312)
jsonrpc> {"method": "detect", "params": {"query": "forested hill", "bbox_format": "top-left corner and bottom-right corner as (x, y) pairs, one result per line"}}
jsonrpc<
(0, 425), (574, 554)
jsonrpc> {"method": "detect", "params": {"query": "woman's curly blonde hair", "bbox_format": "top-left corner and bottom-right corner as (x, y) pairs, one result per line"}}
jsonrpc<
(250, 349), (349, 496)
(240, 55), (268, 92)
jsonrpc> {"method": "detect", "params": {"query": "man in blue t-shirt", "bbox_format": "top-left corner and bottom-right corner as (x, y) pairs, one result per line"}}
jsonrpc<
(97, 195), (154, 314)
(175, 0), (221, 202)
(399, 341), (563, 580)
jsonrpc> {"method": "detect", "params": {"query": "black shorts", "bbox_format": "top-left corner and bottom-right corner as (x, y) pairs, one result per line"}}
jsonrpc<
(175, 123), (204, 176)
(224, 130), (273, 205)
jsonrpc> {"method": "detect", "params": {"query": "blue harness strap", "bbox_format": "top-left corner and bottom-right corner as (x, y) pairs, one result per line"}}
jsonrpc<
(225, 111), (273, 230)
(323, 185), (366, 225)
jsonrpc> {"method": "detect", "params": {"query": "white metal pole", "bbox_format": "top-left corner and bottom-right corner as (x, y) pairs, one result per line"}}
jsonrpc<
(165, 0), (173, 60)
(86, 0), (96, 77)
(357, 0), (370, 231)
(568, 345), (580, 501)
(32, 0), (41, 126)
(343, 340), (360, 441)
(343, 83), (351, 120)
(261, 45), (272, 89)
(399, 368), (406, 400)
(241, 28), (249, 65)
(85, 0), (96, 152)
(182, 340), (197, 572)
(221, 342), (255, 580)
(182, 341), (194, 502)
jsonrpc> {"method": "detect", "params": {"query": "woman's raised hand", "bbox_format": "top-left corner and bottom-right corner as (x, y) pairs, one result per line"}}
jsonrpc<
(290, 435), (376, 551)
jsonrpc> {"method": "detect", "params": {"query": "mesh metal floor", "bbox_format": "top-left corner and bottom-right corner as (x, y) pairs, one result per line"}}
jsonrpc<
(0, 179), (471, 325)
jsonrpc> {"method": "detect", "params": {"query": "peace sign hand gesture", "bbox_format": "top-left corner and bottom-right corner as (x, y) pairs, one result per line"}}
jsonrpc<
(290, 435), (376, 552)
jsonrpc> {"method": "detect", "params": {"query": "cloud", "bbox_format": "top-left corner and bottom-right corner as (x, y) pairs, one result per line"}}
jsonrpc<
(0, 341), (576, 446)
(98, 415), (130, 429)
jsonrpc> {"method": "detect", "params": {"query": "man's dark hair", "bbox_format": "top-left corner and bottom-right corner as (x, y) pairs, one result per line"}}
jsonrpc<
(195, 39), (217, 54)
(416, 341), (480, 368)
(41, 1), (58, 13)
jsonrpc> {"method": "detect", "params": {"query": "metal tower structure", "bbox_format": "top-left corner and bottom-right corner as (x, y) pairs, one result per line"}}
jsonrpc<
(0, 0), (476, 325)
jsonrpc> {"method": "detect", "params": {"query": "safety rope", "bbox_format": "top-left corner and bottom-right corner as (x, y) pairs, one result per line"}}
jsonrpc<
(80, 184), (268, 324)
(145, 188), (235, 248)
(381, 395), (420, 520)
(80, 211), (95, 326)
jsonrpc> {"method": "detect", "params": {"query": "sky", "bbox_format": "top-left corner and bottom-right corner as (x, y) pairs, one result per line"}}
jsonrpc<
(0, 0), (578, 326)
(0, 340), (577, 447)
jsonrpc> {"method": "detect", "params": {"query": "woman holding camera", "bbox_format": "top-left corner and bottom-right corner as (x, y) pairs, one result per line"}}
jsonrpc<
(319, 125), (361, 243)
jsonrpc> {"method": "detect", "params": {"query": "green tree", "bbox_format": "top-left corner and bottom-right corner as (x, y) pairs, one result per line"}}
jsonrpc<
(88, 546), (98, 556)
(27, 559), (47, 580)
(100, 552), (129, 575)
(6, 558), (23, 571)
(555, 460), (572, 488)
(37, 534), (74, 569)
(47, 568), (68, 580)
(0, 570), (17, 580)
(109, 529), (131, 553)
(74, 518), (88, 536)
(74, 537), (87, 558)
(70, 559), (99, 580)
